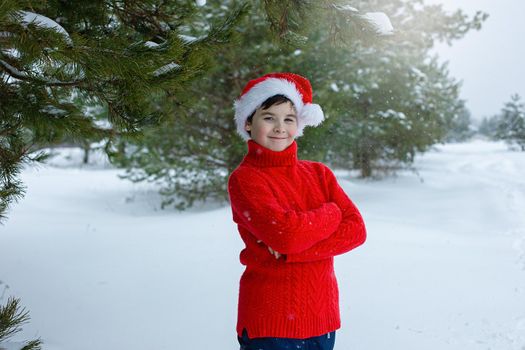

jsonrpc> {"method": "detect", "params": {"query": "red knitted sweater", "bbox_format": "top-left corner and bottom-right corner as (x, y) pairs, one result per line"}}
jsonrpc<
(228, 139), (366, 339)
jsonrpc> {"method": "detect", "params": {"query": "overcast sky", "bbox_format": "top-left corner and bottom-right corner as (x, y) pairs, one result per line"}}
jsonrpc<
(424, 0), (525, 121)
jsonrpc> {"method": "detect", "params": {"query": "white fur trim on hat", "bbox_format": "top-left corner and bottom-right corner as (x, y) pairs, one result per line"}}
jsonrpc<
(234, 78), (305, 141)
(292, 103), (325, 138)
(300, 103), (324, 127)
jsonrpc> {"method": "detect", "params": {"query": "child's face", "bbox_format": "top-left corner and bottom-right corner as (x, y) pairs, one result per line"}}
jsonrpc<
(245, 101), (298, 152)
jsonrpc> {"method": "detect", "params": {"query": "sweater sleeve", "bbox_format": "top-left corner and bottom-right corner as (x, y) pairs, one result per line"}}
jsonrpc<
(228, 170), (343, 254)
(285, 165), (366, 263)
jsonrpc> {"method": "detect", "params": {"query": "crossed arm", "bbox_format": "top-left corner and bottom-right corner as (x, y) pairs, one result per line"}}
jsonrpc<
(228, 165), (366, 262)
(228, 170), (342, 254)
(285, 165), (366, 263)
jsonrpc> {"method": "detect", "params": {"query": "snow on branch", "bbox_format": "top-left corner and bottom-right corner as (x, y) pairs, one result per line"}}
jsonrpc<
(332, 4), (394, 36)
(18, 10), (73, 46)
(0, 59), (84, 86)
(144, 41), (160, 48)
(332, 4), (359, 13)
(360, 12), (394, 36)
(40, 105), (68, 116)
(178, 34), (199, 44)
(0, 59), (28, 79)
(153, 62), (181, 77)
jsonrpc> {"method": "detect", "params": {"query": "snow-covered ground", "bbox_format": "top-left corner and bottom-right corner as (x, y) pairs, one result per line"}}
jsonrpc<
(1, 139), (524, 350)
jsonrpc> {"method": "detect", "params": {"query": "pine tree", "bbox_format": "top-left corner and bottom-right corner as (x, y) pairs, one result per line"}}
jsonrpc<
(109, 0), (391, 209)
(0, 0), (248, 222)
(112, 0), (487, 208)
(478, 115), (500, 139)
(445, 102), (474, 142)
(281, 0), (485, 177)
(0, 0), (389, 219)
(495, 94), (525, 150)
(270, 0), (485, 177)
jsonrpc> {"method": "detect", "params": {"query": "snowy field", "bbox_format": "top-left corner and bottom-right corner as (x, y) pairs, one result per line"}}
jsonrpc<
(1, 139), (525, 350)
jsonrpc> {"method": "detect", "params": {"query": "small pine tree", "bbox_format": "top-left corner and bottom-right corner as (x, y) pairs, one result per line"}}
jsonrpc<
(495, 94), (525, 150)
(478, 115), (500, 139)
(445, 104), (474, 142)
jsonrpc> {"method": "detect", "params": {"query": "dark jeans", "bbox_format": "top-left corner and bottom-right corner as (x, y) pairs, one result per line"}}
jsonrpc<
(238, 328), (336, 350)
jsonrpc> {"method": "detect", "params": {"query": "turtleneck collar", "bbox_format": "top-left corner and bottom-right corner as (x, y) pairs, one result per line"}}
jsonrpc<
(242, 139), (298, 167)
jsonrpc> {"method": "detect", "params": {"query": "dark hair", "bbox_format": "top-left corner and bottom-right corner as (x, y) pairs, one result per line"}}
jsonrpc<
(245, 95), (295, 136)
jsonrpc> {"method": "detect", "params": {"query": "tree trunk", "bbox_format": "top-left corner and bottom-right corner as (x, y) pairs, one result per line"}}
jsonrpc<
(83, 146), (89, 164)
(360, 152), (372, 178)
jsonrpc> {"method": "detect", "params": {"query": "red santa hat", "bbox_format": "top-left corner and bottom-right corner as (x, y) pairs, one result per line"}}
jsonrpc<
(234, 72), (325, 141)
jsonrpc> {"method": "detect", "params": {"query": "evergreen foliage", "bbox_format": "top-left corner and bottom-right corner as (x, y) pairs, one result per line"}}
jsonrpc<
(300, 0), (484, 176)
(444, 102), (474, 142)
(111, 0), (486, 209)
(1, 0), (488, 213)
(478, 115), (500, 139)
(0, 0), (248, 222)
(0, 296), (42, 350)
(109, 0), (389, 209)
(494, 94), (525, 150)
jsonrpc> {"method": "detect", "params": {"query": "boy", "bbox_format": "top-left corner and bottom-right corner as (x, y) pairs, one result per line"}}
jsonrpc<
(227, 72), (366, 350)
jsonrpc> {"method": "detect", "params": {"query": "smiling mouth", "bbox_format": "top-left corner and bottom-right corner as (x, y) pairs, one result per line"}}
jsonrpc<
(269, 137), (287, 140)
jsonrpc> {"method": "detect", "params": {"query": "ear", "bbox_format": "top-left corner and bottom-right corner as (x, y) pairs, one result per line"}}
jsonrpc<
(244, 120), (251, 131)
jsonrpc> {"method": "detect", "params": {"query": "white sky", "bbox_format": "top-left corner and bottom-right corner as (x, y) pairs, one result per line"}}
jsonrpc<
(425, 0), (525, 121)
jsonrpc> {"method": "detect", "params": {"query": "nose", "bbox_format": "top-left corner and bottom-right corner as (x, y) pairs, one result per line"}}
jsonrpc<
(274, 121), (285, 133)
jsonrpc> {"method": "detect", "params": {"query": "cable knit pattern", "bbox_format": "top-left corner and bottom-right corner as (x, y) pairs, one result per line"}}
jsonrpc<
(228, 139), (367, 339)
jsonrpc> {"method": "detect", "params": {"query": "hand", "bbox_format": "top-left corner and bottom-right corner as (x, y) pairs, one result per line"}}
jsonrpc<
(268, 247), (281, 259)
(268, 246), (282, 259)
(256, 240), (281, 259)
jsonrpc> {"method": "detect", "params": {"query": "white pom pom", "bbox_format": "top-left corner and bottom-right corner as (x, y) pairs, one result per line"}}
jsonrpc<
(300, 103), (325, 127)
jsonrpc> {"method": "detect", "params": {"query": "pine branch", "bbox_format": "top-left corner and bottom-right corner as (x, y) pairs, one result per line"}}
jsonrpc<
(0, 298), (29, 341)
(0, 59), (85, 87)
(0, 297), (42, 350)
